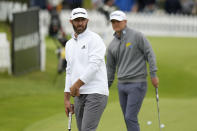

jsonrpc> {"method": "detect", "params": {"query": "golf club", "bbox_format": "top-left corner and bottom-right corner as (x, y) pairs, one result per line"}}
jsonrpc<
(155, 87), (162, 131)
(68, 105), (73, 131)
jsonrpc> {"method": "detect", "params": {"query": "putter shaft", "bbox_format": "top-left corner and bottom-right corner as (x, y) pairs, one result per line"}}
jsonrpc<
(68, 105), (73, 131)
(155, 88), (162, 131)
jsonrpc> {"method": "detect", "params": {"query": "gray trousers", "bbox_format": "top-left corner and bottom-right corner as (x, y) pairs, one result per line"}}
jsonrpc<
(74, 93), (108, 131)
(118, 82), (147, 131)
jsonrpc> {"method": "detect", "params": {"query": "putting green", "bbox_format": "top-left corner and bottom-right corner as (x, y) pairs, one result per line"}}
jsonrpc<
(24, 98), (197, 131)
(1, 22), (197, 131)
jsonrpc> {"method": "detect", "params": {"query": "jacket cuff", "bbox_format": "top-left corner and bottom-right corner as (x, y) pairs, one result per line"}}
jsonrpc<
(79, 75), (87, 84)
(64, 87), (70, 92)
(150, 71), (157, 78)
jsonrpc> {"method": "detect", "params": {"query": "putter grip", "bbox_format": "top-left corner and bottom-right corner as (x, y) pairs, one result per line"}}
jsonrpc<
(68, 105), (73, 130)
(68, 112), (72, 129)
(156, 88), (159, 99)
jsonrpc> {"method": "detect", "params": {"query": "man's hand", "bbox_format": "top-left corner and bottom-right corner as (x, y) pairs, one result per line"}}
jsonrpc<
(70, 85), (80, 97)
(64, 92), (74, 117)
(65, 100), (74, 117)
(70, 79), (85, 97)
(151, 77), (159, 88)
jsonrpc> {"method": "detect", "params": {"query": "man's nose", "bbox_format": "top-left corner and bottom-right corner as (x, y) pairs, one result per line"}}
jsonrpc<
(78, 20), (83, 25)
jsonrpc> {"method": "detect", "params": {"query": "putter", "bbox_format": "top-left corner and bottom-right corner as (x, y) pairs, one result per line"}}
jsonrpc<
(155, 87), (162, 131)
(68, 105), (73, 131)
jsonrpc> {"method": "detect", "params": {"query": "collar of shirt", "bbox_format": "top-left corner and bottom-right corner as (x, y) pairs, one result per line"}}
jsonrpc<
(113, 26), (128, 39)
(72, 28), (89, 40)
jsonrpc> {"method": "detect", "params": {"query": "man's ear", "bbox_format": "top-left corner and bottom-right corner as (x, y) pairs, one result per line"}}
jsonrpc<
(85, 19), (89, 24)
(69, 20), (72, 24)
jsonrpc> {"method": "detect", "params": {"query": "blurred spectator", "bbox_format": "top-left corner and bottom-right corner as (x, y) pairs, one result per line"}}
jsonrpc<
(156, 0), (166, 10)
(47, 0), (68, 74)
(62, 0), (83, 9)
(48, 7), (62, 37)
(143, 0), (156, 13)
(114, 0), (135, 12)
(180, 0), (195, 15)
(29, 0), (47, 9)
(47, 0), (63, 7)
(193, 0), (197, 14)
(134, 0), (146, 12)
(47, 0), (63, 37)
(135, 0), (156, 13)
(47, 0), (63, 12)
(98, 0), (117, 24)
(164, 0), (182, 14)
(91, 0), (104, 9)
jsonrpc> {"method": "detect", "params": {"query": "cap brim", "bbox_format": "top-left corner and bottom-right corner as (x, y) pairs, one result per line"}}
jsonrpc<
(71, 14), (88, 20)
(110, 16), (124, 21)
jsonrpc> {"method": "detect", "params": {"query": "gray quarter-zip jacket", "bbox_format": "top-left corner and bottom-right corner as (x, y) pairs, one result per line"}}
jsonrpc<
(107, 26), (158, 87)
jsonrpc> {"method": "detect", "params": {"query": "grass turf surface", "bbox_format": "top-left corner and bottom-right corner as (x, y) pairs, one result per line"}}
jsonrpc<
(23, 98), (197, 131)
(1, 22), (197, 130)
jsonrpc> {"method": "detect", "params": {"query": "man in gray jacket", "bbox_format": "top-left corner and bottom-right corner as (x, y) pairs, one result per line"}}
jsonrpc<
(107, 10), (159, 131)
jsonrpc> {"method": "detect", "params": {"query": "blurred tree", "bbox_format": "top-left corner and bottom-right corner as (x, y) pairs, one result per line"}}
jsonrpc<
(83, 0), (92, 9)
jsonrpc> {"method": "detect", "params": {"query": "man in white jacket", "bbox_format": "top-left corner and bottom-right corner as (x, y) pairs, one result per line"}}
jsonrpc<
(64, 8), (109, 131)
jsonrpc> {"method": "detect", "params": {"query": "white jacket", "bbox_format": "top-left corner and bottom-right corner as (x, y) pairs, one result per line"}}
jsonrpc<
(64, 29), (109, 96)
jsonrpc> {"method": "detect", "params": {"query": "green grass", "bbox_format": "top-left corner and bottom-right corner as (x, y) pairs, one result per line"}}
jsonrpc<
(148, 37), (197, 98)
(24, 98), (197, 131)
(0, 36), (66, 131)
(1, 21), (197, 131)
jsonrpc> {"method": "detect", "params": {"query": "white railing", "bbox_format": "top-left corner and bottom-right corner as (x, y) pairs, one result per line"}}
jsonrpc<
(0, 2), (197, 58)
(0, 4), (196, 74)
(127, 13), (197, 37)
(58, 10), (197, 46)
(1, 1), (197, 38)
(0, 1), (27, 22)
(1, 1), (196, 38)
(0, 33), (11, 74)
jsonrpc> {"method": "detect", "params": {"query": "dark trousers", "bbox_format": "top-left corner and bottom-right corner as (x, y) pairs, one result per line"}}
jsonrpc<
(118, 82), (147, 131)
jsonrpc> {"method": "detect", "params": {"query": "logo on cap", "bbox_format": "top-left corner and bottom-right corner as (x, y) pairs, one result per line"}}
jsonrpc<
(73, 12), (86, 15)
(70, 8), (88, 20)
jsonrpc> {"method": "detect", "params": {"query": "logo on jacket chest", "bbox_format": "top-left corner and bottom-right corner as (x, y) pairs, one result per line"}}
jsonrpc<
(81, 45), (86, 49)
(126, 42), (133, 48)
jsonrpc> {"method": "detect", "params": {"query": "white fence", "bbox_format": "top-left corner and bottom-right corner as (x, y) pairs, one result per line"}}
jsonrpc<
(57, 10), (197, 46)
(1, 1), (196, 39)
(0, 1), (27, 22)
(9, 10), (197, 45)
(0, 3), (197, 74)
(0, 33), (11, 74)
(127, 13), (197, 37)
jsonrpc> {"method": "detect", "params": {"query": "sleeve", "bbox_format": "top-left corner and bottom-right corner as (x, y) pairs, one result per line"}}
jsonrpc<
(64, 45), (71, 92)
(79, 36), (106, 84)
(106, 47), (116, 88)
(138, 33), (158, 78)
